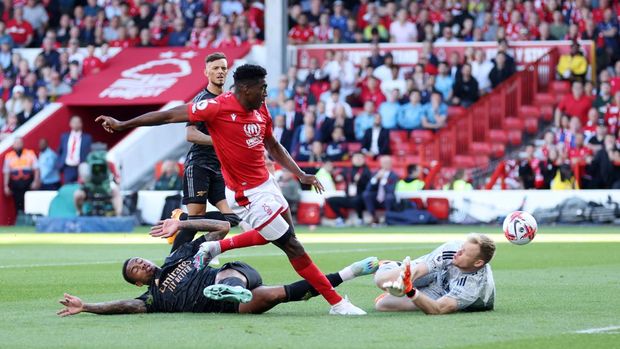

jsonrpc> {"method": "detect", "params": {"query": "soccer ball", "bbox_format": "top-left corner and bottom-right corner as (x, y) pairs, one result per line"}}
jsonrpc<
(502, 211), (538, 245)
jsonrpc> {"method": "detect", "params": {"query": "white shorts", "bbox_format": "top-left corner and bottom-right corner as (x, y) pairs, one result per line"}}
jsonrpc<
(225, 175), (290, 241)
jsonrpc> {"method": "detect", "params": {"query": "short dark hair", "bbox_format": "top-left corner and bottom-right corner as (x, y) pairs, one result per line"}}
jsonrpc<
(206, 52), (226, 64)
(233, 64), (267, 85)
(407, 164), (418, 174)
(121, 258), (134, 285)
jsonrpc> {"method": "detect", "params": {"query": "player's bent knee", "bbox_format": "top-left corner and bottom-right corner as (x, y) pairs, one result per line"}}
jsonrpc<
(214, 269), (248, 286)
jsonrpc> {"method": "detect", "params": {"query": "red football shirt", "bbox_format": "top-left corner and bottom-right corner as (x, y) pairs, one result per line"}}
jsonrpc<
(557, 94), (592, 124)
(5, 20), (33, 46)
(187, 92), (273, 191)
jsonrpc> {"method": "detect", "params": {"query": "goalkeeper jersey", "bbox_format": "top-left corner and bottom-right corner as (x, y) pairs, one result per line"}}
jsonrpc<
(414, 240), (495, 311)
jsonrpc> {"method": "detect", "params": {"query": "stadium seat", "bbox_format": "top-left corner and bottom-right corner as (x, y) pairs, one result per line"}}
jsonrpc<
(410, 130), (434, 144)
(524, 117), (539, 134)
(519, 105), (541, 120)
(550, 81), (571, 95)
(447, 106), (466, 117)
(473, 154), (490, 168)
(489, 130), (508, 143)
(534, 92), (556, 106)
(470, 142), (491, 155)
(453, 155), (475, 168)
(346, 142), (362, 153)
(540, 105), (554, 122)
(390, 130), (409, 143)
(508, 129), (522, 146)
(409, 198), (426, 209)
(505, 117), (524, 131)
(426, 197), (450, 220)
(392, 141), (413, 156)
(323, 202), (348, 219)
(490, 143), (506, 158)
(297, 202), (321, 225)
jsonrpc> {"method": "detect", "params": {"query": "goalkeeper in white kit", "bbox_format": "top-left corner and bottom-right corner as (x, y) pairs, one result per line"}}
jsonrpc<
(372, 233), (496, 314)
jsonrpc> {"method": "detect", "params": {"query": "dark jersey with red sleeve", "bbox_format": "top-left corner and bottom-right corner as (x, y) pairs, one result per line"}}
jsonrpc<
(187, 92), (273, 191)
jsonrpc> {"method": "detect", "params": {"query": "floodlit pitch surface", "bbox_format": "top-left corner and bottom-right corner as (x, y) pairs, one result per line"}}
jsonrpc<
(1, 225), (619, 349)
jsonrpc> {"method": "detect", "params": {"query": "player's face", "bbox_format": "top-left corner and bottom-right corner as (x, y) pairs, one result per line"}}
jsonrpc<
(126, 257), (158, 286)
(205, 58), (228, 87)
(453, 242), (484, 270)
(244, 78), (268, 110)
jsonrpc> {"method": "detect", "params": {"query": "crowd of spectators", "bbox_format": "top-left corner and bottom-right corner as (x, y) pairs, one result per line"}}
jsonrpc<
(516, 78), (620, 190)
(0, 0), (265, 138)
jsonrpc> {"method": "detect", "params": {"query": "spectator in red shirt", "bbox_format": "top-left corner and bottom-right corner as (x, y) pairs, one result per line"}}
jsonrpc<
(82, 45), (103, 76)
(215, 23), (241, 49)
(555, 81), (592, 126)
(5, 7), (34, 47)
(359, 75), (386, 107)
(288, 13), (314, 45)
(568, 132), (594, 187)
(603, 90), (620, 136)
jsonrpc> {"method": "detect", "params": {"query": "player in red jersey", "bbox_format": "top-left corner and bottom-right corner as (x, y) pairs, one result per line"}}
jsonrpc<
(96, 64), (368, 315)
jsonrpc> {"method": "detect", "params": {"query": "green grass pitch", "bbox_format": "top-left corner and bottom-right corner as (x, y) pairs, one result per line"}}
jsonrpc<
(1, 225), (619, 349)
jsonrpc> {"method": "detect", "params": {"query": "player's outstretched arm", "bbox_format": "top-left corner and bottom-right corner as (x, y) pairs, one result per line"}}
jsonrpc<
(186, 125), (213, 145)
(57, 293), (146, 316)
(96, 104), (190, 133)
(150, 218), (230, 240)
(263, 135), (325, 194)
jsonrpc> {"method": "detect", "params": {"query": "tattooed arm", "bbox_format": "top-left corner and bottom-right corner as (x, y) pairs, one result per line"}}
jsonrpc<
(57, 293), (146, 316)
(150, 219), (230, 240)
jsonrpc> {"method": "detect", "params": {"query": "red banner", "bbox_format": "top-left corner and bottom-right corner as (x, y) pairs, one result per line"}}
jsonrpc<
(60, 46), (250, 106)
(293, 40), (594, 69)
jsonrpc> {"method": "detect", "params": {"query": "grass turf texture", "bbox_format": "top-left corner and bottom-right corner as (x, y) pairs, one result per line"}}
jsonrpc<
(1, 225), (619, 349)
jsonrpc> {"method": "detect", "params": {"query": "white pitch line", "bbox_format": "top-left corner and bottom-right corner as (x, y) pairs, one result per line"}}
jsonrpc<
(0, 245), (419, 269)
(575, 326), (620, 334)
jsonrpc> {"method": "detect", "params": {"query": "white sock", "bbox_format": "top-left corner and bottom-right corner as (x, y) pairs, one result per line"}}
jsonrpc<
(339, 266), (355, 281)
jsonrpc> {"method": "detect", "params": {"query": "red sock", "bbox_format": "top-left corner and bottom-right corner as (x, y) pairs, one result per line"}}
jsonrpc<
(289, 253), (343, 305)
(219, 229), (269, 253)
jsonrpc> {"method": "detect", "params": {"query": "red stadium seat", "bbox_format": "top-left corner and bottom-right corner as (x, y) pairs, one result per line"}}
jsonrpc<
(410, 198), (426, 209)
(508, 129), (522, 146)
(519, 105), (541, 119)
(410, 130), (434, 144)
(534, 92), (556, 107)
(346, 142), (362, 153)
(324, 202), (348, 219)
(505, 117), (524, 131)
(427, 197), (450, 220)
(490, 143), (506, 158)
(489, 130), (507, 143)
(550, 81), (571, 95)
(447, 106), (466, 117)
(453, 155), (475, 168)
(297, 202), (321, 225)
(540, 105), (554, 122)
(524, 117), (539, 134)
(473, 154), (490, 168)
(470, 142), (491, 155)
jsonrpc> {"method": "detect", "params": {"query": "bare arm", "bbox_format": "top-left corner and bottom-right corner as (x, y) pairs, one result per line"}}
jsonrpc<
(57, 293), (146, 316)
(186, 125), (213, 146)
(411, 294), (458, 315)
(96, 105), (190, 133)
(263, 135), (325, 193)
(150, 218), (230, 239)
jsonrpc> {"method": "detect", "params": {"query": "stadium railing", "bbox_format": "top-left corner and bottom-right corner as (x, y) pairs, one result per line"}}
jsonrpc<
(419, 48), (560, 186)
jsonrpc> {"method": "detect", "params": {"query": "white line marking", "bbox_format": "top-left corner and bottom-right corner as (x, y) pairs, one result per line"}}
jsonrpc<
(0, 245), (421, 269)
(575, 326), (620, 334)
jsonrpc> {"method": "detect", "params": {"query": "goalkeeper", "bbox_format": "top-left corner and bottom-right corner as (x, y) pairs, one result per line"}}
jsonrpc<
(373, 233), (496, 314)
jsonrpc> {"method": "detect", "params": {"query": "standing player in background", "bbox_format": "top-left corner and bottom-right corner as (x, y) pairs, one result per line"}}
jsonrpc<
(96, 64), (367, 315)
(168, 52), (242, 254)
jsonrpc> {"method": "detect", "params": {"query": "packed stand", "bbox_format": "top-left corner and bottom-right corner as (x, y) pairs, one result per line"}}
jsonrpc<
(0, 0), (266, 136)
